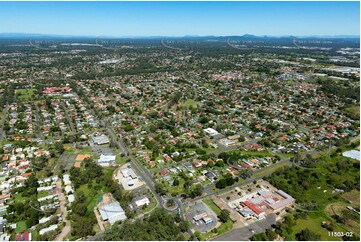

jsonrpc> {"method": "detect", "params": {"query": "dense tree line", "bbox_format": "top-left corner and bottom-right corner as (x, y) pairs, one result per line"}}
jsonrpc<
(317, 78), (360, 102)
(101, 208), (185, 241)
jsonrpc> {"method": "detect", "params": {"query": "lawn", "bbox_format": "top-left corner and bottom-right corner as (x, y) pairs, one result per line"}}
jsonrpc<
(15, 89), (37, 102)
(115, 156), (127, 166)
(325, 201), (360, 236)
(226, 149), (274, 157)
(291, 212), (347, 241)
(199, 220), (233, 240)
(15, 220), (27, 233)
(178, 99), (199, 109)
(278, 153), (294, 159)
(203, 198), (221, 215)
(37, 191), (49, 198)
(142, 200), (158, 215)
(251, 162), (290, 179)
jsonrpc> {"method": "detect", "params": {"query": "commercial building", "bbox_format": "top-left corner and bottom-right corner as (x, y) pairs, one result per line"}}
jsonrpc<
(120, 168), (137, 179)
(98, 154), (116, 166)
(193, 212), (214, 225)
(342, 150), (360, 161)
(204, 128), (219, 136)
(98, 201), (127, 225)
(92, 135), (110, 145)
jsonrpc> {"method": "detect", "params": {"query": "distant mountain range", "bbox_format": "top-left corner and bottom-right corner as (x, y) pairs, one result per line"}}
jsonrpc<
(0, 33), (359, 40)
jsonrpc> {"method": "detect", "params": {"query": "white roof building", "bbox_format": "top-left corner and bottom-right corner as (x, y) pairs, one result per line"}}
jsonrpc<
(342, 150), (360, 161)
(120, 168), (137, 179)
(98, 201), (127, 225)
(68, 194), (75, 204)
(37, 186), (54, 192)
(64, 185), (74, 194)
(63, 174), (71, 186)
(204, 128), (219, 136)
(39, 224), (58, 235)
(92, 135), (110, 145)
(135, 196), (150, 207)
(98, 154), (116, 167)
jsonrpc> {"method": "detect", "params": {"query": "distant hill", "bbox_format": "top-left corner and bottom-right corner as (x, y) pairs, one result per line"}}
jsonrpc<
(0, 33), (359, 40)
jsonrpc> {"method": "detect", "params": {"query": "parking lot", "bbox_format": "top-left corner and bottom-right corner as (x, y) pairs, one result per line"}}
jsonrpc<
(185, 201), (218, 233)
(89, 140), (113, 154)
(213, 213), (277, 241)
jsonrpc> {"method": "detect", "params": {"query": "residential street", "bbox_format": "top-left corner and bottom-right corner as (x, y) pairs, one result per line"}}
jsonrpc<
(55, 179), (71, 241)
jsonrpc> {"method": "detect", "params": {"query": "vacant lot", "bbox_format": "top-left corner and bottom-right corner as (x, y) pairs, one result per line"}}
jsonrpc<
(342, 190), (360, 205)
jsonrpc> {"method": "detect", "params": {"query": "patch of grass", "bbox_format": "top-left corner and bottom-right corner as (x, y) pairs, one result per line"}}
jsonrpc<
(203, 198), (221, 215)
(15, 220), (27, 233)
(239, 150), (274, 157)
(325, 202), (360, 236)
(81, 146), (92, 152)
(199, 220), (233, 240)
(168, 178), (186, 196)
(292, 213), (346, 241)
(37, 191), (49, 198)
(15, 89), (36, 101)
(278, 153), (294, 159)
(115, 156), (127, 166)
(77, 183), (102, 214)
(178, 99), (199, 109)
(142, 200), (158, 214)
(345, 105), (360, 118)
(252, 162), (290, 178)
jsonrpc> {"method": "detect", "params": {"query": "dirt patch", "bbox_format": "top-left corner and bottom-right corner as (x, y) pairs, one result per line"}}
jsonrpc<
(75, 154), (90, 161)
(342, 190), (360, 205)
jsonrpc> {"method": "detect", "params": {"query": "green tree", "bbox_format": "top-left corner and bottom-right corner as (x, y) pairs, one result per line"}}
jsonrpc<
(218, 209), (230, 223)
(296, 229), (321, 241)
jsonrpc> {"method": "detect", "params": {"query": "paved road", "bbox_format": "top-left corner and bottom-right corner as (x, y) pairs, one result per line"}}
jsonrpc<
(0, 103), (9, 142)
(212, 214), (277, 241)
(34, 104), (43, 139)
(55, 179), (71, 241)
(62, 102), (76, 133)
(104, 125), (166, 208)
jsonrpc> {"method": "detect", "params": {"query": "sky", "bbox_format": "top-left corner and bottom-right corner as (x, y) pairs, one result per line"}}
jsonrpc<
(0, 1), (359, 37)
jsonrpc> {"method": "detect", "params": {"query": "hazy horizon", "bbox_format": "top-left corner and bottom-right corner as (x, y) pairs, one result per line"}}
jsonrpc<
(0, 1), (359, 37)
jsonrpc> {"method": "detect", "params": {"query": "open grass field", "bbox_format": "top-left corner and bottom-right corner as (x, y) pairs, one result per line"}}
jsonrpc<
(77, 183), (103, 214)
(167, 177), (186, 195)
(227, 149), (275, 157)
(251, 162), (290, 179)
(15, 89), (37, 102)
(178, 99), (199, 109)
(291, 212), (345, 241)
(325, 201), (360, 236)
(15, 220), (27, 233)
(345, 105), (360, 118)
